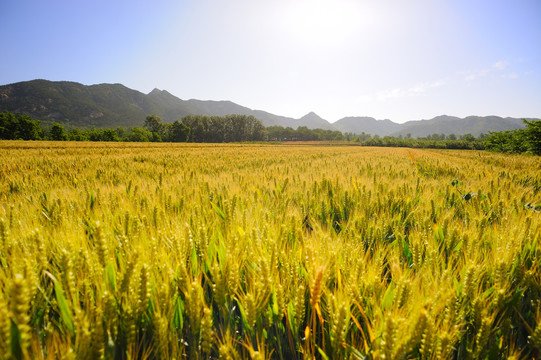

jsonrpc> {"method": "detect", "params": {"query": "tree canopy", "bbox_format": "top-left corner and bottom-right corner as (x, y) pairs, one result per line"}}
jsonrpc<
(3, 110), (525, 152)
(484, 119), (541, 155)
(0, 111), (42, 140)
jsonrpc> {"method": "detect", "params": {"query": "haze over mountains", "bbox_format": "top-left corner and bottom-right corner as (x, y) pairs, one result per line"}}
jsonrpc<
(0, 79), (534, 137)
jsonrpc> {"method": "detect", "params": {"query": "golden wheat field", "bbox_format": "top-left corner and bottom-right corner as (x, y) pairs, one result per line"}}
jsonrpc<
(0, 141), (540, 360)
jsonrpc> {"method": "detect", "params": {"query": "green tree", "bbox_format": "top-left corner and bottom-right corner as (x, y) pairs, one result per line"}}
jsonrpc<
(182, 115), (207, 142)
(101, 128), (121, 141)
(86, 128), (103, 141)
(225, 114), (247, 142)
(144, 114), (164, 141)
(16, 114), (42, 140)
(483, 120), (541, 154)
(246, 115), (265, 141)
(208, 116), (226, 142)
(50, 123), (68, 141)
(523, 119), (541, 155)
(0, 111), (16, 139)
(68, 128), (88, 141)
(0, 111), (42, 140)
(125, 127), (152, 142)
(266, 126), (285, 141)
(460, 133), (476, 142)
(170, 121), (191, 142)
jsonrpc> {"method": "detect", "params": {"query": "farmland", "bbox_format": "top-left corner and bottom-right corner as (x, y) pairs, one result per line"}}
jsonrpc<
(0, 141), (540, 359)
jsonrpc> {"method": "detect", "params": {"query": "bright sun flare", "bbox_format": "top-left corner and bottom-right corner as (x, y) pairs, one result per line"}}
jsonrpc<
(281, 0), (366, 45)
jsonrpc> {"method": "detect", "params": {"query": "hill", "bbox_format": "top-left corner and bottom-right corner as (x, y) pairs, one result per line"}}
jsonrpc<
(0, 79), (535, 135)
(333, 116), (401, 136)
(296, 112), (336, 130)
(333, 115), (532, 137)
(392, 115), (527, 137)
(0, 79), (310, 129)
(0, 80), (159, 128)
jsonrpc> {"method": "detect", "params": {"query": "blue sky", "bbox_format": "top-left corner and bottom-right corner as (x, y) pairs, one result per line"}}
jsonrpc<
(1, 0), (540, 123)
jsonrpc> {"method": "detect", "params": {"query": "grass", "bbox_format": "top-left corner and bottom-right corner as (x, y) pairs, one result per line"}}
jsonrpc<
(0, 141), (540, 359)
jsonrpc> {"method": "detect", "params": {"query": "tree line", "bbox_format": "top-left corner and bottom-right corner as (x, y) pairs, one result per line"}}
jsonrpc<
(2, 111), (538, 153)
(360, 135), (485, 150)
(148, 114), (265, 142)
(0, 112), (42, 140)
(483, 119), (541, 155)
(0, 112), (263, 142)
(0, 112), (346, 143)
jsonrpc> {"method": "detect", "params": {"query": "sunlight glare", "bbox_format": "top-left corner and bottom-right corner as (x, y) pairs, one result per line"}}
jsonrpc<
(280, 0), (368, 45)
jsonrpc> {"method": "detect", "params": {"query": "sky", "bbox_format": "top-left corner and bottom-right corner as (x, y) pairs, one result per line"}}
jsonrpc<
(1, 0), (540, 123)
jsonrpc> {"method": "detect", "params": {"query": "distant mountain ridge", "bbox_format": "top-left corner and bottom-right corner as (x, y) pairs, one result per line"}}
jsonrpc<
(391, 115), (528, 137)
(333, 117), (402, 136)
(0, 79), (535, 136)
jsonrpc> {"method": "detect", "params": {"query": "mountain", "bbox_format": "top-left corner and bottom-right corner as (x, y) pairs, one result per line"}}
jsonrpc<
(0, 80), (169, 128)
(0, 79), (307, 129)
(296, 112), (336, 130)
(0, 79), (535, 135)
(333, 117), (401, 136)
(251, 110), (298, 127)
(333, 115), (533, 137)
(146, 88), (199, 119)
(392, 115), (527, 137)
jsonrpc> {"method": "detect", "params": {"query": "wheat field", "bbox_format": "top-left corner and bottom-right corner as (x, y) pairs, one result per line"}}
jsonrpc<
(0, 141), (540, 359)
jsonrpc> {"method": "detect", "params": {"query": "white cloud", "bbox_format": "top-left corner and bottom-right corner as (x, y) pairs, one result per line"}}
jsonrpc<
(492, 61), (508, 70)
(376, 88), (404, 100)
(464, 68), (489, 81)
(503, 72), (518, 79)
(374, 79), (446, 101)
(464, 60), (509, 81)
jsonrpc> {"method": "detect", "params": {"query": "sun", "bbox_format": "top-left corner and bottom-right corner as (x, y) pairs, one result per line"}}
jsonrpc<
(280, 0), (366, 45)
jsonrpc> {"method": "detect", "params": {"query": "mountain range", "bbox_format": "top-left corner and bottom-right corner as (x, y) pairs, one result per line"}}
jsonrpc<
(0, 79), (535, 137)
